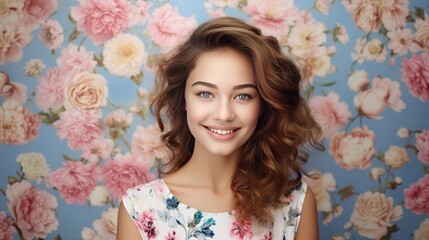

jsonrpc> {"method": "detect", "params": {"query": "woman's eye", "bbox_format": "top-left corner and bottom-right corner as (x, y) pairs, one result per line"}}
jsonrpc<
(235, 94), (250, 100)
(198, 92), (212, 98)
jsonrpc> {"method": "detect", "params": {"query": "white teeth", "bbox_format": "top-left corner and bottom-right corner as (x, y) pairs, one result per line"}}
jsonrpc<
(209, 128), (234, 135)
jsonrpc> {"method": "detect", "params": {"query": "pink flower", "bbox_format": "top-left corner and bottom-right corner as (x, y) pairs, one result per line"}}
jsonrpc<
(404, 174), (429, 215)
(49, 161), (98, 205)
(56, 44), (97, 80)
(401, 53), (429, 101)
(243, 0), (298, 39)
(93, 207), (118, 240)
(0, 71), (27, 104)
(387, 28), (420, 56)
(380, 0), (409, 30)
(6, 180), (58, 240)
(354, 76), (405, 119)
(230, 219), (253, 239)
(132, 124), (170, 162)
(81, 138), (114, 162)
(165, 230), (177, 240)
(130, 0), (152, 26)
(101, 153), (154, 201)
(416, 130), (429, 164)
(35, 67), (65, 111)
(71, 0), (133, 45)
(0, 24), (32, 64)
(0, 211), (15, 240)
(0, 100), (41, 145)
(105, 109), (133, 129)
(329, 126), (375, 170)
(135, 210), (157, 238)
(310, 92), (351, 137)
(39, 19), (64, 50)
(53, 110), (104, 150)
(22, 0), (57, 31)
(147, 4), (197, 53)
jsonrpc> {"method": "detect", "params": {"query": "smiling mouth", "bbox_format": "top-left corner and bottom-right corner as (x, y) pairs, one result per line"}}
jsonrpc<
(206, 127), (238, 135)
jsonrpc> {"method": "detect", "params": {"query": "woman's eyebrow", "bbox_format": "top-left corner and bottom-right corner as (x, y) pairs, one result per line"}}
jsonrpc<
(191, 81), (257, 90)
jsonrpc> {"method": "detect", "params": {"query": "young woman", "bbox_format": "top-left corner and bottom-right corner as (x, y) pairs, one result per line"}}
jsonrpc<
(117, 17), (323, 240)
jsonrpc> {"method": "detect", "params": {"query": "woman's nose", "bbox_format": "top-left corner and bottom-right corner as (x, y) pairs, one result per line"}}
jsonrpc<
(213, 99), (235, 121)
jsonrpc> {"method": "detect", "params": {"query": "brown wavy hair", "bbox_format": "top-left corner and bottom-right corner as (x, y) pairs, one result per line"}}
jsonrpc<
(151, 17), (324, 224)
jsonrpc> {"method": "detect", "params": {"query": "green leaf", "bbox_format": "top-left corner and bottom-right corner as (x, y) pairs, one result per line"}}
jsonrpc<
(94, 54), (104, 67)
(51, 49), (56, 55)
(387, 224), (399, 233)
(68, 28), (80, 42)
(8, 176), (18, 185)
(415, 6), (425, 20)
(423, 164), (429, 174)
(406, 15), (415, 23)
(316, 81), (336, 87)
(68, 13), (76, 24)
(63, 154), (75, 161)
(338, 185), (355, 201)
(131, 71), (144, 85)
(53, 234), (63, 240)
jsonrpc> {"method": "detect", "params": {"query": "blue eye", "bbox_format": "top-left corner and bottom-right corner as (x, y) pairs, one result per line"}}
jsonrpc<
(235, 94), (251, 100)
(198, 92), (212, 98)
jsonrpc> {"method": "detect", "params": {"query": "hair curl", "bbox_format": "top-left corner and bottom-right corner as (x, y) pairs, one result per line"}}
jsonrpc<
(151, 17), (324, 224)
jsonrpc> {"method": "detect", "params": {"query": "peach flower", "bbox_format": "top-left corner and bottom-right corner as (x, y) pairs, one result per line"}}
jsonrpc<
(342, 0), (382, 32)
(333, 23), (349, 44)
(350, 191), (403, 239)
(71, 0), (133, 45)
(315, 0), (334, 15)
(387, 28), (420, 56)
(329, 126), (375, 170)
(49, 161), (98, 205)
(35, 67), (65, 111)
(288, 21), (327, 57)
(0, 24), (32, 64)
(305, 171), (336, 212)
(89, 186), (109, 206)
(56, 44), (97, 80)
(130, 0), (152, 26)
(396, 127), (409, 139)
(39, 19), (64, 50)
(6, 180), (58, 240)
(81, 227), (99, 240)
(404, 174), (429, 215)
(243, 0), (298, 39)
(22, 0), (57, 31)
(414, 218), (429, 240)
(105, 109), (133, 129)
(380, 0), (409, 30)
(310, 92), (351, 137)
(348, 70), (369, 92)
(0, 100), (41, 145)
(93, 207), (118, 240)
(0, 211), (15, 240)
(64, 72), (108, 112)
(147, 4), (197, 53)
(384, 145), (409, 168)
(401, 53), (429, 101)
(370, 167), (384, 181)
(24, 58), (45, 77)
(16, 152), (49, 182)
(101, 153), (154, 200)
(81, 138), (114, 162)
(0, 0), (24, 24)
(0, 71), (27, 104)
(414, 15), (429, 52)
(53, 110), (104, 150)
(132, 124), (171, 162)
(416, 130), (429, 164)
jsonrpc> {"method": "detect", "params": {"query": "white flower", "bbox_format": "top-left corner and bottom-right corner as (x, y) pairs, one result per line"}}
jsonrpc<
(348, 70), (369, 92)
(24, 59), (46, 77)
(414, 218), (429, 240)
(394, 177), (402, 185)
(93, 208), (118, 240)
(384, 145), (409, 168)
(289, 21), (327, 57)
(90, 186), (109, 206)
(81, 227), (101, 240)
(396, 128), (409, 138)
(370, 167), (384, 180)
(333, 23), (349, 44)
(0, 0), (24, 24)
(361, 38), (387, 63)
(102, 33), (148, 77)
(16, 152), (48, 181)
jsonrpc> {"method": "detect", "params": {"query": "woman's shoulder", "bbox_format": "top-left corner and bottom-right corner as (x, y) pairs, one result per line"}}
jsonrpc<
(121, 178), (168, 214)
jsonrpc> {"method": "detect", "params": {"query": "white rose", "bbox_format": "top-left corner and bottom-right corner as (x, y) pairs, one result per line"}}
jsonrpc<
(362, 38), (387, 62)
(89, 186), (109, 206)
(16, 152), (48, 180)
(394, 177), (402, 185)
(370, 167), (384, 180)
(396, 128), (409, 139)
(414, 218), (429, 240)
(348, 70), (369, 92)
(384, 145), (409, 168)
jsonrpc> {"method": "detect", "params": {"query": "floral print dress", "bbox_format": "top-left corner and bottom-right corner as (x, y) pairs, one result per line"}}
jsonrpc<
(122, 179), (307, 240)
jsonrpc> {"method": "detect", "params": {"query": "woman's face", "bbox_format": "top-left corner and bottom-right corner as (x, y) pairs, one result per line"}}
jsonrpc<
(184, 48), (261, 158)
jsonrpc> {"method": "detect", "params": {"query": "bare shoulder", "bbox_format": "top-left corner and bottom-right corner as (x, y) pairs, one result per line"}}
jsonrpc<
(295, 186), (318, 240)
(117, 201), (142, 240)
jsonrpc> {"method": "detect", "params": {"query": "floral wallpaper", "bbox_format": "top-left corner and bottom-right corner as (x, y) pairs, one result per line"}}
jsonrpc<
(0, 0), (428, 239)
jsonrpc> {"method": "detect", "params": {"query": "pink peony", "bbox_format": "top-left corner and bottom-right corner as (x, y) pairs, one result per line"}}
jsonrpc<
(81, 138), (114, 162)
(53, 110), (104, 150)
(404, 174), (429, 215)
(71, 0), (133, 45)
(101, 153), (154, 200)
(6, 180), (58, 240)
(341, 0), (382, 32)
(0, 100), (41, 145)
(380, 0), (409, 30)
(130, 0), (152, 26)
(0, 24), (32, 64)
(329, 126), (375, 170)
(105, 109), (133, 129)
(35, 67), (65, 111)
(0, 71), (27, 104)
(416, 130), (429, 164)
(49, 161), (98, 205)
(401, 53), (429, 101)
(230, 218), (253, 239)
(147, 4), (197, 53)
(310, 92), (351, 137)
(131, 124), (170, 162)
(22, 0), (57, 31)
(39, 19), (64, 50)
(243, 0), (298, 39)
(56, 44), (97, 80)
(0, 211), (15, 240)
